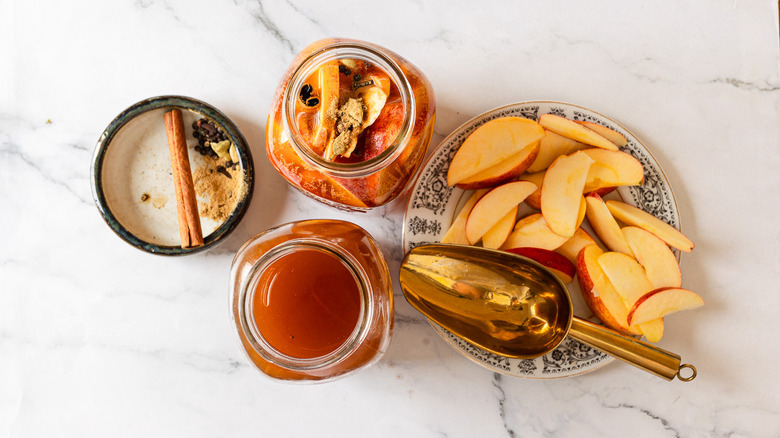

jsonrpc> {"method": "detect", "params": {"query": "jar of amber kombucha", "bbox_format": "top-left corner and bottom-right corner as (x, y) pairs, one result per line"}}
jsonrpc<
(229, 219), (394, 382)
(266, 38), (436, 210)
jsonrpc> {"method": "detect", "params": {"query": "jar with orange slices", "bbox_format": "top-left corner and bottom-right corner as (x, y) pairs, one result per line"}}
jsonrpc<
(266, 39), (436, 210)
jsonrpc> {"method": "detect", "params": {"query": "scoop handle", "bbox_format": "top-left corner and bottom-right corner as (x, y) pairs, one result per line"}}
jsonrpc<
(569, 317), (696, 381)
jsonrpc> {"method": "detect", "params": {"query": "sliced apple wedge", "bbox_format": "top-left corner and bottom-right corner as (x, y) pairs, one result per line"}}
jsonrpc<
(538, 114), (619, 151)
(441, 189), (489, 245)
(598, 251), (652, 304)
(501, 213), (569, 251)
(627, 287), (704, 326)
(517, 170), (545, 210)
(506, 247), (576, 284)
(576, 244), (641, 335)
(465, 181), (537, 244)
(526, 130), (587, 173)
(556, 227), (598, 264)
(622, 226), (682, 289)
(581, 148), (644, 194)
(447, 117), (545, 186)
(575, 196), (587, 229)
(597, 251), (665, 342)
(605, 200), (694, 252)
(482, 206), (518, 249)
(575, 121), (628, 147)
(639, 320), (664, 343)
(308, 61), (341, 154)
(541, 150), (594, 238)
(585, 193), (634, 256)
(456, 141), (540, 190)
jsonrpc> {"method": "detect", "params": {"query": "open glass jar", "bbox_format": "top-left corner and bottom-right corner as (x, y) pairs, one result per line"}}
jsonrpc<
(266, 38), (436, 210)
(229, 219), (394, 382)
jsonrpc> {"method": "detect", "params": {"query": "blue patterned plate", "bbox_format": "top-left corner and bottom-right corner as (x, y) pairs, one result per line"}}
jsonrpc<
(402, 101), (681, 378)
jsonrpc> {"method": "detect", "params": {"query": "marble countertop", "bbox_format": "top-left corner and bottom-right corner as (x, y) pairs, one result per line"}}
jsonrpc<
(2, 1), (779, 436)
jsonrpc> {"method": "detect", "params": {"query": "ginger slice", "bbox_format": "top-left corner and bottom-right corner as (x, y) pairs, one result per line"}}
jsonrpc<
(356, 73), (391, 130)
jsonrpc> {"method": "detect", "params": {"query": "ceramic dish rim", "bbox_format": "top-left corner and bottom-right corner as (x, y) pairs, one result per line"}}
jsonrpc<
(402, 100), (682, 378)
(90, 95), (255, 256)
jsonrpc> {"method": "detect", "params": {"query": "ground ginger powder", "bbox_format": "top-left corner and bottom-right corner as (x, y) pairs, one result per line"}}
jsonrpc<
(193, 159), (246, 223)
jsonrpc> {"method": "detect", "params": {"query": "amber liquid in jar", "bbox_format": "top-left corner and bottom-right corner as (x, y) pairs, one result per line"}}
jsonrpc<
(252, 248), (361, 359)
(230, 219), (394, 382)
(266, 38), (436, 210)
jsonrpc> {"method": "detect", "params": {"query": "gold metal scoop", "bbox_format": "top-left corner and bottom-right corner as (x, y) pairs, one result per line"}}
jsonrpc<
(399, 244), (696, 381)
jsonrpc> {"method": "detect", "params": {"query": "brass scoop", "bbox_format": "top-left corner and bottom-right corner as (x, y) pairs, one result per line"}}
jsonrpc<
(399, 244), (696, 381)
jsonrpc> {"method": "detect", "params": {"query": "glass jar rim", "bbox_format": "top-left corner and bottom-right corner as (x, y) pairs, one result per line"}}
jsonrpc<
(282, 41), (416, 179)
(236, 239), (372, 371)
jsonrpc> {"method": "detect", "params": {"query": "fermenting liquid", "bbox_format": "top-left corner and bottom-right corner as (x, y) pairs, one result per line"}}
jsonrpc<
(252, 248), (361, 359)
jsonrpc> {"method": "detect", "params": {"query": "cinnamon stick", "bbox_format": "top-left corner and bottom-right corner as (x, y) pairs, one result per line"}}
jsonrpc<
(164, 109), (204, 248)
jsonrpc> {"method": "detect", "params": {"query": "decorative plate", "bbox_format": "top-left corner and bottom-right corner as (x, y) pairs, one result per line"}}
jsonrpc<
(402, 101), (681, 378)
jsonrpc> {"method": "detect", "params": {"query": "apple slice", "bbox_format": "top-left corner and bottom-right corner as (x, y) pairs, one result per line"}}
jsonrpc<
(575, 121), (628, 147)
(517, 170), (545, 210)
(526, 130), (587, 173)
(623, 226), (682, 289)
(638, 320), (664, 344)
(575, 196), (587, 229)
(538, 114), (619, 151)
(598, 252), (652, 305)
(597, 251), (665, 341)
(581, 148), (644, 194)
(310, 61), (341, 154)
(506, 247), (576, 284)
(585, 193), (634, 256)
(456, 141), (540, 190)
(482, 206), (518, 249)
(627, 287), (704, 326)
(576, 244), (641, 335)
(605, 200), (694, 252)
(465, 181), (537, 244)
(441, 189), (489, 245)
(541, 150), (594, 238)
(447, 117), (545, 186)
(501, 213), (569, 251)
(270, 134), (368, 208)
(556, 227), (598, 264)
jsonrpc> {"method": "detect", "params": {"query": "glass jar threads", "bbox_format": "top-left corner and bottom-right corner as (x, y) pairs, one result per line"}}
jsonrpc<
(229, 219), (394, 382)
(266, 38), (436, 210)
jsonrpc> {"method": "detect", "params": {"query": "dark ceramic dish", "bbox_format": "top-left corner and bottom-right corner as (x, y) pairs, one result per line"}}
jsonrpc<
(91, 95), (254, 256)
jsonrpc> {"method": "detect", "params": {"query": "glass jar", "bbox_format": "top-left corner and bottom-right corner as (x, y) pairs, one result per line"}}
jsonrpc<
(266, 38), (436, 210)
(229, 219), (394, 382)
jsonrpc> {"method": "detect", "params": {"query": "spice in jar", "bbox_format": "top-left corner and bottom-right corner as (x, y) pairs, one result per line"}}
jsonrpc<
(266, 39), (436, 210)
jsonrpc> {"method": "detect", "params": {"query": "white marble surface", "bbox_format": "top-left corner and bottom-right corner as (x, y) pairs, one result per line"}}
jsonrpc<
(2, 1), (779, 436)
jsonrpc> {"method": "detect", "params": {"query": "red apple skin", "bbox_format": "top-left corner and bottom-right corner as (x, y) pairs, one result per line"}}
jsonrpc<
(363, 97), (404, 160)
(455, 145), (539, 190)
(627, 287), (704, 326)
(586, 186), (615, 197)
(576, 245), (641, 336)
(505, 247), (575, 284)
(360, 97), (406, 204)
